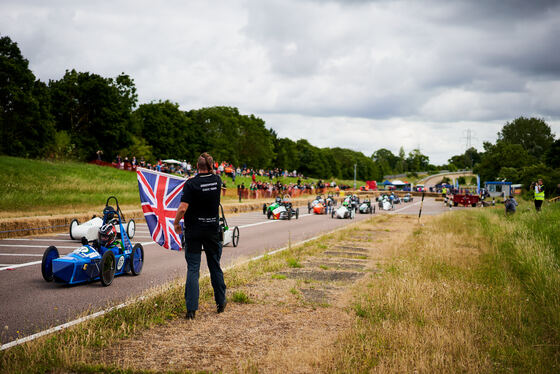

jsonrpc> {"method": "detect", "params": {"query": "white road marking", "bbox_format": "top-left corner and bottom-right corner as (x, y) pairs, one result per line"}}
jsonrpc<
(2, 238), (74, 243)
(0, 261), (42, 271)
(0, 253), (43, 257)
(235, 214), (312, 228)
(389, 201), (421, 214)
(0, 244), (76, 249)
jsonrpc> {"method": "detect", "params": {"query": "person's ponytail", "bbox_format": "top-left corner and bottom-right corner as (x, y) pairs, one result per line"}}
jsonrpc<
(197, 152), (214, 173)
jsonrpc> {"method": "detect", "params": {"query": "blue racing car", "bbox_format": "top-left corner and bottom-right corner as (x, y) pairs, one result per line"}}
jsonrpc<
(41, 197), (144, 286)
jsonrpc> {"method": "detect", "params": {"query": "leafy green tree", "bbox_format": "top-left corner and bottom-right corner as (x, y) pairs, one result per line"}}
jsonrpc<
(273, 136), (299, 171)
(498, 167), (520, 182)
(372, 148), (398, 177)
(397, 146), (406, 173)
(406, 148), (430, 172)
(545, 139), (560, 169)
(238, 115), (274, 169)
(186, 106), (274, 168)
(49, 70), (137, 160)
(0, 35), (56, 157)
(448, 147), (481, 169)
(119, 135), (154, 162)
(464, 147), (481, 168)
(133, 101), (194, 161)
(518, 163), (560, 196)
(474, 141), (536, 182)
(497, 117), (554, 160)
(296, 139), (325, 178)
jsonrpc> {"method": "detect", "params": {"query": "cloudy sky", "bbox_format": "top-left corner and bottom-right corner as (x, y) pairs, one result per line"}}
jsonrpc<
(2, 0), (559, 164)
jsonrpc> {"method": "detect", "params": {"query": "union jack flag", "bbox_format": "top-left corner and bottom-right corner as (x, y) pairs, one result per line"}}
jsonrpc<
(137, 168), (186, 250)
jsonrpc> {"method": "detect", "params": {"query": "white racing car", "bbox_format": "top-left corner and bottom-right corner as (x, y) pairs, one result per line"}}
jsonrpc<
(331, 201), (355, 219)
(377, 195), (394, 211)
(69, 196), (136, 241)
(358, 199), (374, 214)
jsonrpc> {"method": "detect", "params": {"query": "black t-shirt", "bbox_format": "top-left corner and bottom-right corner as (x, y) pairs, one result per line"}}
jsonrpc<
(181, 173), (222, 234)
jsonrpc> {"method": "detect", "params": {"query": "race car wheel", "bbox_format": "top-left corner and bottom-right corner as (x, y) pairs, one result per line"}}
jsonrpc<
(41, 246), (59, 282)
(100, 250), (116, 286)
(331, 209), (335, 218)
(232, 226), (240, 247)
(262, 204), (267, 215)
(267, 209), (272, 220)
(295, 208), (299, 219)
(287, 209), (292, 220)
(130, 243), (144, 276)
(69, 219), (79, 240)
(126, 219), (136, 239)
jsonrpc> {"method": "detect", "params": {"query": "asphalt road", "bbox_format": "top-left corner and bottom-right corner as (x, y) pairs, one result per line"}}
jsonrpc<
(0, 197), (455, 345)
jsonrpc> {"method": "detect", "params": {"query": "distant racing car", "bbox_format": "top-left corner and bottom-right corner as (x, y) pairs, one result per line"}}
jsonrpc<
(263, 195), (299, 220)
(403, 193), (413, 203)
(41, 203), (143, 286)
(378, 194), (394, 211)
(358, 198), (374, 214)
(331, 200), (355, 219)
(308, 194), (336, 214)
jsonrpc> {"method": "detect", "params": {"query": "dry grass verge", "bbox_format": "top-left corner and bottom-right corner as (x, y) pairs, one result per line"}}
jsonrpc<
(327, 205), (560, 373)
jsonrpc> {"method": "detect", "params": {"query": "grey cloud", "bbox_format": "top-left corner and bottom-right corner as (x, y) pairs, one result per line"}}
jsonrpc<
(1, 0), (559, 164)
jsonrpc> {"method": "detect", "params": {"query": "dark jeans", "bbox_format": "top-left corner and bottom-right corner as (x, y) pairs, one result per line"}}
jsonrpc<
(535, 199), (543, 211)
(184, 232), (226, 311)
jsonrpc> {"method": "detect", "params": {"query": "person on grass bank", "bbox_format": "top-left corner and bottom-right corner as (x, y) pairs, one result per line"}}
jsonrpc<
(173, 152), (227, 320)
(505, 195), (518, 215)
(532, 179), (545, 212)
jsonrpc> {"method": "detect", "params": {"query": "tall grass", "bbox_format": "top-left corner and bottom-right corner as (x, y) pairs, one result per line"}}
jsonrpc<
(329, 202), (560, 372)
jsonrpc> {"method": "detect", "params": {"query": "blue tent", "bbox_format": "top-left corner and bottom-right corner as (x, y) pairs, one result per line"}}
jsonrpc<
(382, 180), (393, 185)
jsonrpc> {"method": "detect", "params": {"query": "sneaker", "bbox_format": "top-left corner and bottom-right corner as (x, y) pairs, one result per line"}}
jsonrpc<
(217, 302), (227, 313)
(186, 310), (196, 320)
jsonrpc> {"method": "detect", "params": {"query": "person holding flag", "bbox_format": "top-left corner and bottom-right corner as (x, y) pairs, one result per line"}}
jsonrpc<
(173, 152), (227, 320)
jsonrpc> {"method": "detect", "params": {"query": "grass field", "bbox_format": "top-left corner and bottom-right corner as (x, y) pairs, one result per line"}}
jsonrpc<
(0, 156), (360, 217)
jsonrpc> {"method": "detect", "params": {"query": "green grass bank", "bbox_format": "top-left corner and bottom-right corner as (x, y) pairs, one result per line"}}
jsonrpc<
(0, 156), (360, 217)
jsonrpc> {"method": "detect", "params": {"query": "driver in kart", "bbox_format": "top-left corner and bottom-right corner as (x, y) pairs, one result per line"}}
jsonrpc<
(281, 195), (291, 208)
(97, 223), (119, 251)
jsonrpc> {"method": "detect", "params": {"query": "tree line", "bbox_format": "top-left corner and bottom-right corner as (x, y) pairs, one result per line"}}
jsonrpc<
(445, 117), (559, 195)
(1, 35), (444, 181)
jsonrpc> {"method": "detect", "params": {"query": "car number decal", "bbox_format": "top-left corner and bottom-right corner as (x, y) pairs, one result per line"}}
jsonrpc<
(272, 206), (285, 215)
(117, 256), (125, 271)
(72, 246), (99, 259)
